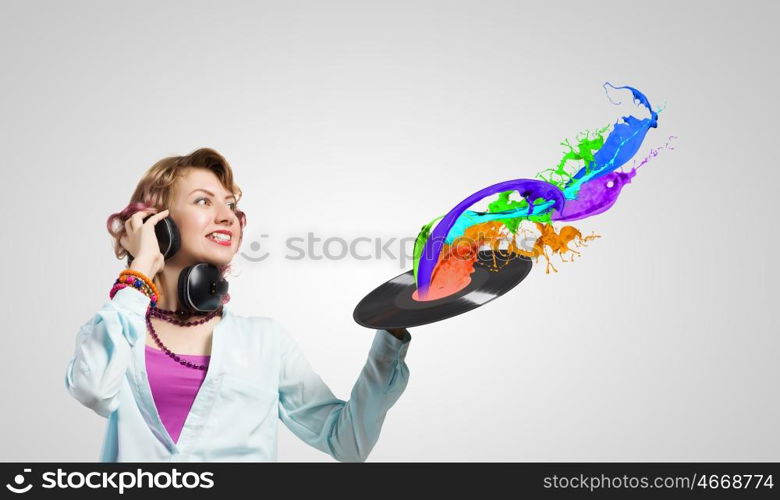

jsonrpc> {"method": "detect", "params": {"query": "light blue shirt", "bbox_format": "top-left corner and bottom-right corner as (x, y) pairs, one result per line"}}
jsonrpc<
(65, 287), (411, 462)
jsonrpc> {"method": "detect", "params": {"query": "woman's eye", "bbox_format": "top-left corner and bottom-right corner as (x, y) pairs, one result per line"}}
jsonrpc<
(197, 197), (237, 211)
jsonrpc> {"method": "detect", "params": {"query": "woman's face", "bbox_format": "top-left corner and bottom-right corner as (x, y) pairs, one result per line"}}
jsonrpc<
(167, 168), (240, 267)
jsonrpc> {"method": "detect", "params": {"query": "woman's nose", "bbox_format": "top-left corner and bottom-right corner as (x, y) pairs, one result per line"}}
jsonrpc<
(216, 203), (236, 224)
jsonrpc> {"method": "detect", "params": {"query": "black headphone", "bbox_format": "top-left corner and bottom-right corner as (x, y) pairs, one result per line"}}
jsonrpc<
(126, 215), (229, 313)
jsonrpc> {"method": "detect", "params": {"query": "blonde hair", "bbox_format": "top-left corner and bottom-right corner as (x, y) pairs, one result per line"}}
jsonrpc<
(106, 147), (247, 262)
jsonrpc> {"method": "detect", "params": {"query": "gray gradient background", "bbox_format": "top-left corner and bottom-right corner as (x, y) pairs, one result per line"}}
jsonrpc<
(1, 0), (777, 461)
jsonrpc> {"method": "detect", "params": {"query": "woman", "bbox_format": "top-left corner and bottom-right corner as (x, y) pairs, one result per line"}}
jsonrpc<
(65, 148), (411, 462)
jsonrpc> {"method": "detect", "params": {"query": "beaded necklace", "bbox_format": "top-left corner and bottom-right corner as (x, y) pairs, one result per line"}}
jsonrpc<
(145, 305), (222, 371)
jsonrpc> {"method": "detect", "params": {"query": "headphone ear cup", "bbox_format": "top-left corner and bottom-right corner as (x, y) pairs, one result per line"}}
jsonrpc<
(163, 217), (181, 259)
(178, 263), (226, 312)
(129, 213), (181, 262)
(155, 217), (181, 260)
(178, 265), (193, 311)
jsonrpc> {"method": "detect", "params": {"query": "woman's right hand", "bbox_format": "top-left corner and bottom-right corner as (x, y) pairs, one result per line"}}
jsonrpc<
(119, 208), (170, 278)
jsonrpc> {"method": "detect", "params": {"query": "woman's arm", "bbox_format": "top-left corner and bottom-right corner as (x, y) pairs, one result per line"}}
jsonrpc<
(275, 320), (411, 462)
(64, 287), (151, 417)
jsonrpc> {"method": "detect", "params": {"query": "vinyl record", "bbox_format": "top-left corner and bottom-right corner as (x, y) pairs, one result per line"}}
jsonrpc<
(353, 250), (533, 329)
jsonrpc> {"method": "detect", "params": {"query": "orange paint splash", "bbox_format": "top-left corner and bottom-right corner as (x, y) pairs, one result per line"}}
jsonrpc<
(520, 222), (602, 274)
(413, 220), (602, 301)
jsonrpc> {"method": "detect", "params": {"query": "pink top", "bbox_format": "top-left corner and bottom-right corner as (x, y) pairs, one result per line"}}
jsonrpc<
(145, 345), (210, 444)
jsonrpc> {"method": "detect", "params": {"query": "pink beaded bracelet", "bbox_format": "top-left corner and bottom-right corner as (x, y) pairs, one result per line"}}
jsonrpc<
(109, 276), (158, 307)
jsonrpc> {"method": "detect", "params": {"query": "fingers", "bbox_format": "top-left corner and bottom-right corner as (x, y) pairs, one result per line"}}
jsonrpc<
(124, 208), (160, 232)
(144, 209), (170, 226)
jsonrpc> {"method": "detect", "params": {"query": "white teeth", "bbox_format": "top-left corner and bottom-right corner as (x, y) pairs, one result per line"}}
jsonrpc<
(208, 232), (231, 242)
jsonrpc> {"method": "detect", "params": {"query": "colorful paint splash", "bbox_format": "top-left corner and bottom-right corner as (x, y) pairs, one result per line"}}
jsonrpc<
(413, 83), (673, 300)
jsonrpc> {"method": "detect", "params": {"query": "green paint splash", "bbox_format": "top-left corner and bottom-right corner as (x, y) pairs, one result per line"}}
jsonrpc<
(413, 215), (444, 282)
(536, 124), (611, 190)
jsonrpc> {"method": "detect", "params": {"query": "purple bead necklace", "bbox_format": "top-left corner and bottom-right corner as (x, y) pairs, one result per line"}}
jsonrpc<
(145, 304), (222, 371)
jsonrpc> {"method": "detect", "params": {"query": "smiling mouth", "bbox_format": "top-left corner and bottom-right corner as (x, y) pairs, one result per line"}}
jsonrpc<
(206, 233), (232, 246)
